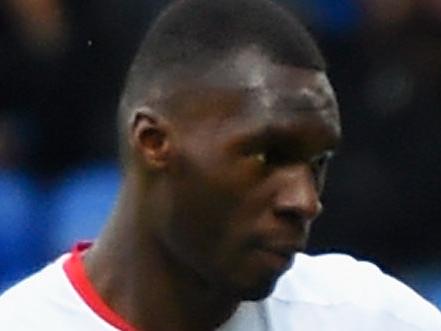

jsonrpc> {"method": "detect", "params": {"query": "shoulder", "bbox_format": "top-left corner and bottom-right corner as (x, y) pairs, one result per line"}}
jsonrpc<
(0, 252), (118, 331)
(270, 253), (441, 330)
(0, 255), (73, 329)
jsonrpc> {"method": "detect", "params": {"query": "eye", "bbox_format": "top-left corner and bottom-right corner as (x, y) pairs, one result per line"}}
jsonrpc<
(248, 148), (289, 167)
(247, 151), (268, 166)
(253, 152), (267, 164)
(310, 151), (334, 185)
(312, 153), (329, 168)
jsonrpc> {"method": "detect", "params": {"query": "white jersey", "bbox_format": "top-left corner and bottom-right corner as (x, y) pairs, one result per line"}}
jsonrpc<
(1, 244), (440, 331)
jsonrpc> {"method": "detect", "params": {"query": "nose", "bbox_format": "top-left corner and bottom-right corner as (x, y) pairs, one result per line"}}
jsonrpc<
(272, 164), (323, 223)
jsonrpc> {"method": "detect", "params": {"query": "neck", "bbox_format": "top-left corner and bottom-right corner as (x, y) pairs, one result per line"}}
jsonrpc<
(84, 173), (239, 331)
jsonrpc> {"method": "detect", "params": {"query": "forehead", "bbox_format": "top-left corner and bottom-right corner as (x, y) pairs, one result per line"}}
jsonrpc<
(154, 47), (340, 136)
(160, 47), (336, 99)
(204, 47), (333, 95)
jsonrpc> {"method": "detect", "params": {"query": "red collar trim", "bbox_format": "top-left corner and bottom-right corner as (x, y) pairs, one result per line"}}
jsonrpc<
(63, 242), (138, 331)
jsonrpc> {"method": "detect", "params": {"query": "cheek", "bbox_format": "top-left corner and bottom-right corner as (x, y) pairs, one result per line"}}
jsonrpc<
(199, 157), (266, 203)
(162, 194), (245, 282)
(227, 158), (265, 189)
(166, 148), (271, 267)
(178, 132), (264, 194)
(163, 167), (239, 265)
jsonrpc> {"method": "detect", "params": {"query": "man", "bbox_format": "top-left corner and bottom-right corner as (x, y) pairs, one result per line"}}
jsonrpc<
(1, 0), (440, 330)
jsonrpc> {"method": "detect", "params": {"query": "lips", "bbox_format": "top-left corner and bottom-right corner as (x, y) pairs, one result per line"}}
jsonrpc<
(247, 238), (304, 272)
(259, 242), (304, 259)
(245, 214), (309, 269)
(250, 247), (294, 272)
(248, 232), (307, 256)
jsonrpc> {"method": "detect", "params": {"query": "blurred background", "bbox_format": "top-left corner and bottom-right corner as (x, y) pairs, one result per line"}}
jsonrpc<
(0, 0), (440, 307)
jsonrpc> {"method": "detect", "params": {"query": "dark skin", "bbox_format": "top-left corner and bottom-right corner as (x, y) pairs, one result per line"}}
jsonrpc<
(85, 48), (341, 331)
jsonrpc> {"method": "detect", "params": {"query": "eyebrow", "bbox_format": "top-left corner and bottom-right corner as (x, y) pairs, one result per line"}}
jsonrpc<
(239, 124), (342, 155)
(244, 87), (338, 116)
(275, 93), (336, 113)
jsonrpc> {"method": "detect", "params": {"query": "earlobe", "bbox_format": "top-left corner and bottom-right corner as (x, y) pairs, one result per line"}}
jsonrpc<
(130, 107), (171, 170)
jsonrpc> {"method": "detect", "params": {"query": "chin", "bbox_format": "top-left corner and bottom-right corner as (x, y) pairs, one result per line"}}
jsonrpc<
(237, 282), (278, 301)
(236, 256), (295, 301)
(226, 270), (283, 301)
(210, 254), (296, 301)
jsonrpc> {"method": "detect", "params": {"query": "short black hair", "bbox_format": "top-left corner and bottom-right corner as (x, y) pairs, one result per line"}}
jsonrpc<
(119, 0), (326, 162)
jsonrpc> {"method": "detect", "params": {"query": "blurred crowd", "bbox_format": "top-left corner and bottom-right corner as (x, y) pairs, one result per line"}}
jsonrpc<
(0, 0), (440, 306)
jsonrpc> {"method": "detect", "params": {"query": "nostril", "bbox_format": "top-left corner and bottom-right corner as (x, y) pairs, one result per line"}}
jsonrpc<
(273, 200), (322, 225)
(273, 207), (305, 225)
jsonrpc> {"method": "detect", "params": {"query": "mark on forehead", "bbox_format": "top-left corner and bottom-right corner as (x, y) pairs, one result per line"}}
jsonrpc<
(247, 84), (337, 117)
(235, 47), (272, 87)
(283, 88), (335, 111)
(249, 67), (267, 88)
(259, 88), (276, 110)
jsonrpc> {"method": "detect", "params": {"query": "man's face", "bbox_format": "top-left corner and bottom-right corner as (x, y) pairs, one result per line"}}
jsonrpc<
(152, 49), (341, 300)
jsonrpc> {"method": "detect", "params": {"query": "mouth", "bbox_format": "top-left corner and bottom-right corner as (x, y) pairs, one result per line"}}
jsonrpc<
(261, 242), (303, 257)
(253, 242), (302, 271)
(245, 214), (310, 272)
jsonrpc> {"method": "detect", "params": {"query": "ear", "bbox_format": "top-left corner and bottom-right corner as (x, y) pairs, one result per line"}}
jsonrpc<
(129, 107), (172, 170)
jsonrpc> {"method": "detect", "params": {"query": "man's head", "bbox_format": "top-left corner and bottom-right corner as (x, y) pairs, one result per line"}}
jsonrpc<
(118, 0), (341, 300)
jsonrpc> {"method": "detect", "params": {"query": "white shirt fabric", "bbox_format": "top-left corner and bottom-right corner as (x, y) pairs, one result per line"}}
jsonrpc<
(1, 247), (440, 331)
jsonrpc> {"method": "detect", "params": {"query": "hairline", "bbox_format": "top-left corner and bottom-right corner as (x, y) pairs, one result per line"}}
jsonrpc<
(122, 43), (326, 110)
(117, 45), (329, 170)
